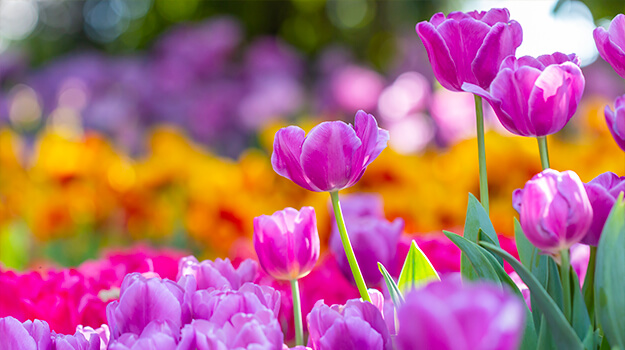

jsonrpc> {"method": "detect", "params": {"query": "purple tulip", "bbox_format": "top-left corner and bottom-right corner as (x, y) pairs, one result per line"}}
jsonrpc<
(605, 94), (625, 152)
(0, 317), (52, 350)
(416, 8), (522, 92)
(582, 172), (625, 246)
(52, 331), (101, 350)
(463, 53), (585, 137)
(515, 169), (592, 255)
(307, 298), (392, 350)
(190, 283), (281, 322)
(176, 256), (258, 291)
(254, 207), (320, 281)
(330, 215), (403, 285)
(108, 320), (179, 350)
(396, 279), (525, 350)
(594, 14), (625, 79)
(106, 273), (186, 340)
(271, 110), (389, 192)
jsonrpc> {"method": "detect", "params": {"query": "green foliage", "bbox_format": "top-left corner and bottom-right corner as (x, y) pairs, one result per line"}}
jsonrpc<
(397, 240), (440, 294)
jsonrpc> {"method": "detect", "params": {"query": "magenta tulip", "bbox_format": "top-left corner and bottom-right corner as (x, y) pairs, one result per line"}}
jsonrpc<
(605, 94), (625, 152)
(271, 110), (389, 192)
(254, 207), (320, 281)
(582, 172), (625, 246)
(594, 14), (625, 79)
(463, 52), (585, 137)
(515, 169), (592, 255)
(396, 279), (525, 350)
(416, 8), (522, 92)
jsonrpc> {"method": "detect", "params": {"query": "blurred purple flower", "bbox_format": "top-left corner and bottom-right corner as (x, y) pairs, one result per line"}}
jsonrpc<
(176, 256), (258, 292)
(582, 171), (625, 245)
(254, 207), (320, 281)
(330, 65), (385, 113)
(416, 8), (522, 92)
(272, 110), (389, 192)
(605, 94), (625, 152)
(396, 279), (525, 350)
(378, 72), (430, 122)
(244, 37), (304, 78)
(307, 298), (392, 350)
(0, 317), (52, 349)
(593, 14), (625, 79)
(464, 53), (585, 137)
(514, 169), (593, 255)
(108, 320), (179, 350)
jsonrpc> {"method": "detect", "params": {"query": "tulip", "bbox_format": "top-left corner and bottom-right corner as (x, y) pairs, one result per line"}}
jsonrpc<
(395, 279), (525, 350)
(593, 14), (625, 79)
(463, 53), (585, 138)
(307, 299), (392, 350)
(515, 169), (592, 255)
(604, 94), (625, 152)
(254, 207), (319, 346)
(253, 207), (320, 281)
(271, 110), (388, 193)
(582, 172), (625, 246)
(176, 256), (258, 291)
(108, 320), (178, 350)
(416, 8), (522, 92)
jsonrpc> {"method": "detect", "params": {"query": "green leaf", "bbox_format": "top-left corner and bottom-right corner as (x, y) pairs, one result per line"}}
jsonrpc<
(536, 314), (555, 350)
(570, 268), (591, 341)
(514, 218), (534, 269)
(461, 194), (502, 279)
(378, 262), (404, 307)
(480, 242), (584, 350)
(397, 240), (440, 294)
(444, 231), (500, 284)
(594, 194), (625, 349)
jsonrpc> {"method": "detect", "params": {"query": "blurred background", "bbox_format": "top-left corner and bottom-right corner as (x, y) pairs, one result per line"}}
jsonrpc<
(0, 0), (624, 269)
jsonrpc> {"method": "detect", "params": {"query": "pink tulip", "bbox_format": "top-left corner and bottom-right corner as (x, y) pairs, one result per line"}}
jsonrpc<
(594, 14), (625, 79)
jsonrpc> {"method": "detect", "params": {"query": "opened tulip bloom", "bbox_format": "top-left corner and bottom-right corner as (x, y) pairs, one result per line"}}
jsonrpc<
(253, 207), (320, 281)
(583, 172), (625, 246)
(416, 8), (522, 92)
(463, 53), (585, 137)
(605, 94), (625, 152)
(271, 110), (389, 192)
(594, 14), (625, 79)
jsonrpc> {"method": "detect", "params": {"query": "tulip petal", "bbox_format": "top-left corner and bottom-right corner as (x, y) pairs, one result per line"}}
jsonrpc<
(300, 121), (361, 191)
(416, 21), (461, 91)
(473, 21), (522, 88)
(272, 126), (319, 191)
(608, 14), (625, 49)
(594, 26), (625, 79)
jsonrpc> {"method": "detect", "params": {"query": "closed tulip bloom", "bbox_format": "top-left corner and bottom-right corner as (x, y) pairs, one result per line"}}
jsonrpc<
(271, 110), (389, 192)
(0, 317), (52, 350)
(463, 53), (585, 137)
(176, 256), (258, 291)
(396, 280), (525, 350)
(416, 8), (522, 92)
(605, 94), (625, 152)
(594, 14), (625, 79)
(582, 172), (625, 246)
(254, 207), (320, 281)
(516, 169), (593, 255)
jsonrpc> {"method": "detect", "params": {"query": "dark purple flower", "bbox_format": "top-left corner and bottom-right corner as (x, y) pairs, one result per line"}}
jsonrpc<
(605, 94), (625, 152)
(307, 299), (392, 350)
(416, 8), (522, 92)
(272, 110), (389, 192)
(463, 53), (585, 137)
(582, 172), (625, 245)
(593, 14), (625, 79)
(396, 279), (525, 350)
(176, 256), (258, 291)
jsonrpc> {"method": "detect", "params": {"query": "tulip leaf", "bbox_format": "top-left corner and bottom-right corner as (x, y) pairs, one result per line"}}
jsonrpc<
(378, 262), (404, 307)
(444, 231), (500, 284)
(397, 240), (440, 294)
(480, 242), (583, 350)
(514, 218), (534, 269)
(594, 194), (625, 349)
(461, 194), (502, 280)
(569, 268), (591, 341)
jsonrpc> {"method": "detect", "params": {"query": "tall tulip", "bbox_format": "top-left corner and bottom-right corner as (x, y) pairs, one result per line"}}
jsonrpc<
(272, 111), (389, 304)
(254, 207), (320, 345)
(463, 53), (585, 169)
(593, 14), (625, 79)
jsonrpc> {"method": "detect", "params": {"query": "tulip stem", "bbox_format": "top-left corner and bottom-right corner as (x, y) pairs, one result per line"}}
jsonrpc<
(290, 279), (304, 346)
(537, 136), (550, 170)
(474, 95), (489, 215)
(330, 191), (371, 302)
(582, 246), (597, 325)
(560, 249), (571, 322)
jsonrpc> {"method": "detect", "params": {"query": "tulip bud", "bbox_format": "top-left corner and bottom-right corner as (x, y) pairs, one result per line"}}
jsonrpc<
(253, 207), (320, 281)
(516, 169), (593, 255)
(594, 14), (625, 79)
(604, 95), (625, 152)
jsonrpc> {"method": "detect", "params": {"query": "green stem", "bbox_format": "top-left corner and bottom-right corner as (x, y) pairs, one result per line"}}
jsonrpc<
(330, 191), (371, 302)
(560, 249), (571, 322)
(582, 246), (597, 325)
(537, 136), (550, 170)
(474, 95), (489, 215)
(290, 279), (304, 346)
